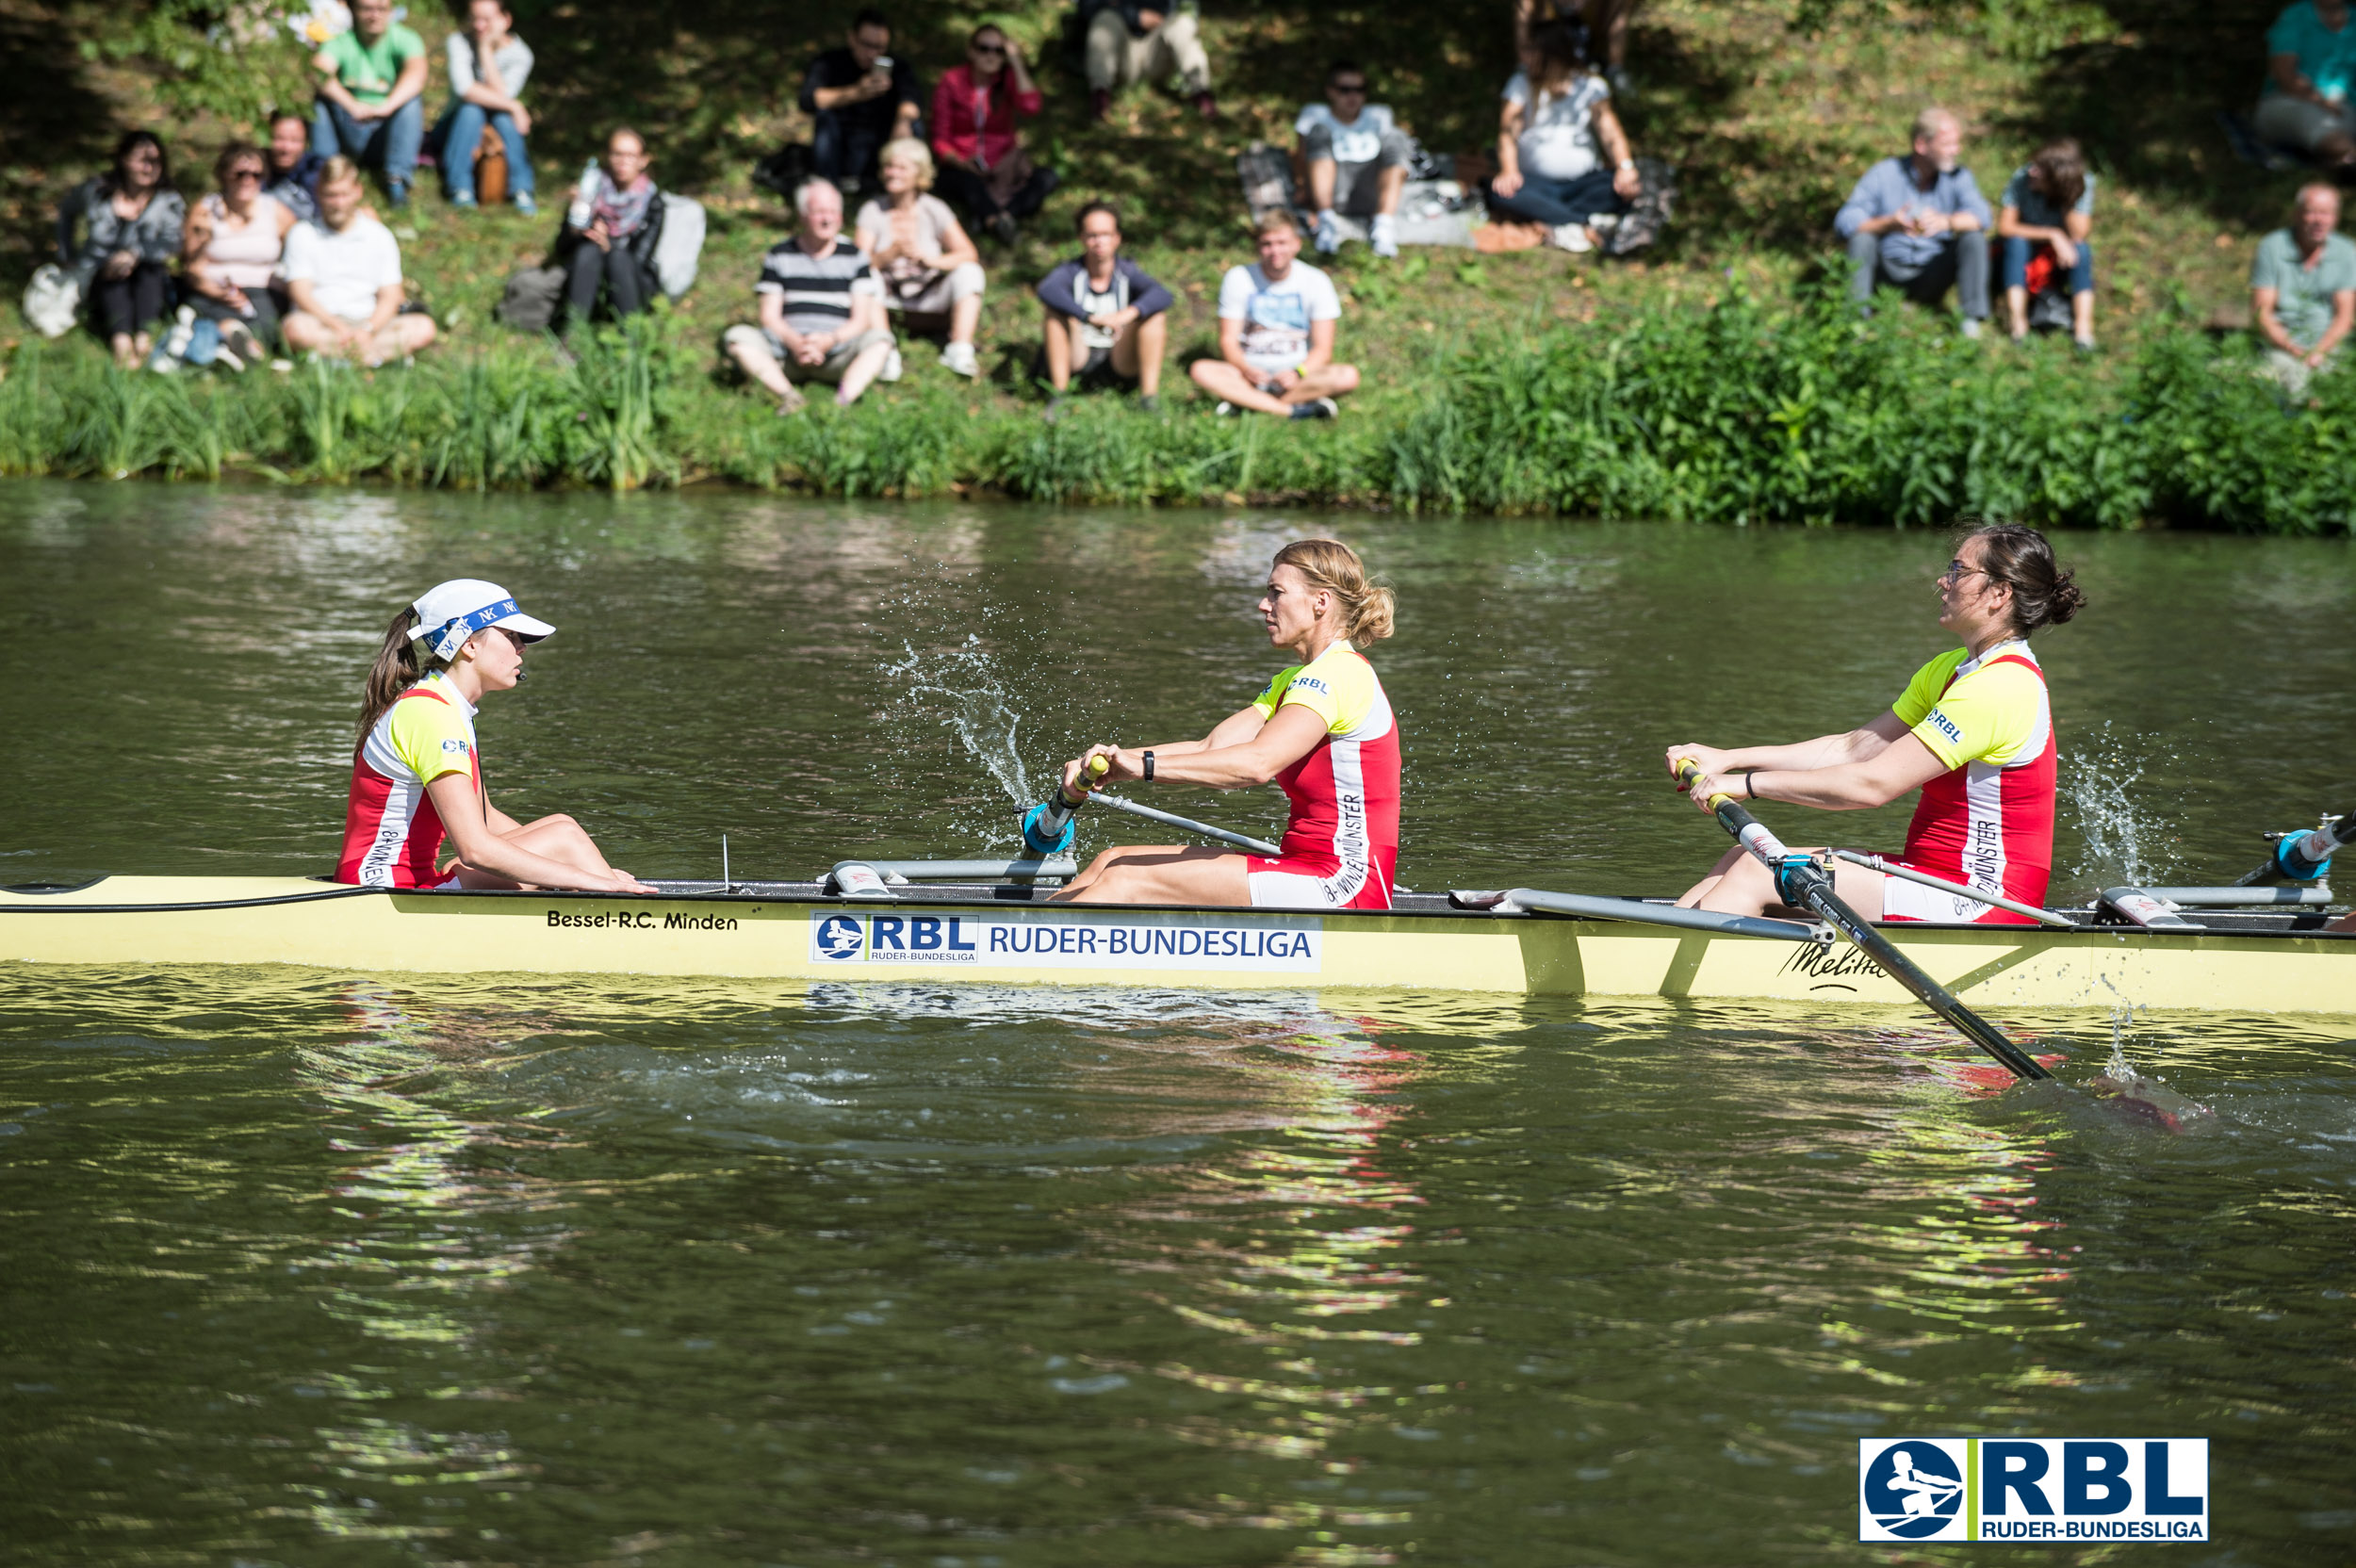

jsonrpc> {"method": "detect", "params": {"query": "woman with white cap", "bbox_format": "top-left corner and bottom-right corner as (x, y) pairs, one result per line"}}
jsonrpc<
(334, 580), (654, 892)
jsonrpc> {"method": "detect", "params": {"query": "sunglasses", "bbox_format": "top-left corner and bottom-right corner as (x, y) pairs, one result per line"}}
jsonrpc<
(972, 40), (1006, 54)
(1332, 82), (1368, 94)
(227, 168), (264, 181)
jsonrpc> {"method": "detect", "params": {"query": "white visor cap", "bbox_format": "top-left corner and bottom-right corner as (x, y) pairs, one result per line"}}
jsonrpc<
(411, 579), (556, 662)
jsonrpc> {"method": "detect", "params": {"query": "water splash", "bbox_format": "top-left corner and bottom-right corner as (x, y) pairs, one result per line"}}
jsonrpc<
(2063, 722), (2177, 889)
(880, 634), (1036, 808)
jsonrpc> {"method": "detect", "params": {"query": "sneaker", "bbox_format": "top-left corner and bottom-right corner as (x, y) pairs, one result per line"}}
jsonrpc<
(387, 178), (410, 207)
(1588, 212), (1620, 233)
(213, 344), (245, 373)
(514, 191), (537, 217)
(989, 212), (1020, 247)
(1215, 400), (1237, 416)
(1289, 397), (1338, 420)
(1089, 88), (1112, 122)
(941, 340), (979, 378)
(1043, 392), (1070, 425)
(1549, 222), (1595, 253)
(880, 348), (904, 383)
(776, 384), (808, 416)
(1137, 393), (1161, 413)
(1370, 214), (1399, 259)
(2073, 335), (2097, 354)
(1314, 209), (1343, 254)
(270, 358), (294, 373)
(1960, 317), (1984, 340)
(450, 190), (478, 208)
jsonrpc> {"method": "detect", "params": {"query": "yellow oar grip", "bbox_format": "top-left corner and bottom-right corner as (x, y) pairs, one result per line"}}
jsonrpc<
(1087, 755), (1111, 783)
(1674, 757), (1737, 810)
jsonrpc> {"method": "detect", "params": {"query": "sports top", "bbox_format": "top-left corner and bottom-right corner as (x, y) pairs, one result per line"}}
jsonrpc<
(1889, 640), (2056, 922)
(335, 671), (482, 888)
(1248, 640), (1401, 907)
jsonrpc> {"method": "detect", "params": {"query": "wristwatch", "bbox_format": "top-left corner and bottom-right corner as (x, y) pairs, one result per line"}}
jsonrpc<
(1142, 750), (1155, 781)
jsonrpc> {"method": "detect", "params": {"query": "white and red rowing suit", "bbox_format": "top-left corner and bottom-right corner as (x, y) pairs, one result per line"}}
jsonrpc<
(1884, 640), (2056, 924)
(1241, 641), (1401, 910)
(334, 671), (482, 889)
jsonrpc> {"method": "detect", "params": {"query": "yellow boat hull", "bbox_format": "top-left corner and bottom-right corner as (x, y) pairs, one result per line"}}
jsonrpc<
(5, 876), (2355, 1014)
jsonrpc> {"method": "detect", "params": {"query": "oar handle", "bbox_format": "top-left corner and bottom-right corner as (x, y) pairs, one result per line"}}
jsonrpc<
(1023, 754), (1115, 857)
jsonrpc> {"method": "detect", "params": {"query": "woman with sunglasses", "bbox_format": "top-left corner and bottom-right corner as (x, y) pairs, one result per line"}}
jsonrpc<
(928, 24), (1056, 246)
(336, 579), (653, 894)
(181, 142), (299, 368)
(1663, 525), (2086, 924)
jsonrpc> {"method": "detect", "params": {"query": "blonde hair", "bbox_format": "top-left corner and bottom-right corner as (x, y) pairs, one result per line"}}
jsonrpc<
(1273, 539), (1394, 646)
(1912, 106), (1958, 144)
(319, 155), (363, 190)
(1252, 207), (1301, 239)
(880, 137), (936, 190)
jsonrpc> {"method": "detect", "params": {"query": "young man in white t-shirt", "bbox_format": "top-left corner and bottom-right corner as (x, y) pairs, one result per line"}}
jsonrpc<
(1293, 60), (1413, 258)
(1189, 211), (1359, 418)
(280, 156), (437, 364)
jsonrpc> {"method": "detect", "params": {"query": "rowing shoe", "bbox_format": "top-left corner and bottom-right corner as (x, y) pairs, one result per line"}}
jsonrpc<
(1674, 759), (2051, 1082)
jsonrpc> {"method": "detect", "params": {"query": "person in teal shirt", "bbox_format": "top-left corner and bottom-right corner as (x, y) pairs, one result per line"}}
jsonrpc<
(310, 0), (429, 204)
(2252, 183), (2356, 397)
(2255, 0), (2356, 170)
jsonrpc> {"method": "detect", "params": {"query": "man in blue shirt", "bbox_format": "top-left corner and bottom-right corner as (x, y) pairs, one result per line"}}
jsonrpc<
(1835, 106), (1993, 336)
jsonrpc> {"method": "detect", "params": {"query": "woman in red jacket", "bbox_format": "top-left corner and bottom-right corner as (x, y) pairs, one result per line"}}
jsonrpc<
(929, 24), (1058, 245)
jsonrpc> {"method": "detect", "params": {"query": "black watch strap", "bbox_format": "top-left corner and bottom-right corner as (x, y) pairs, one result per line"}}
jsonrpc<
(1142, 750), (1155, 782)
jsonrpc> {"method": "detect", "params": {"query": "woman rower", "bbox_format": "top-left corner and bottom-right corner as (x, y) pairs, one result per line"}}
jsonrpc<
(1051, 539), (1400, 908)
(335, 579), (655, 894)
(1664, 523), (2086, 923)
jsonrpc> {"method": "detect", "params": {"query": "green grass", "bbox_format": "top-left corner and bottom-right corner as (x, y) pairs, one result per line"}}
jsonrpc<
(1, 0), (2347, 526)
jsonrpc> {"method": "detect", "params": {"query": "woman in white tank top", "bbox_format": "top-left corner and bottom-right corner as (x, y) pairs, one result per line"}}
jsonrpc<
(181, 142), (298, 367)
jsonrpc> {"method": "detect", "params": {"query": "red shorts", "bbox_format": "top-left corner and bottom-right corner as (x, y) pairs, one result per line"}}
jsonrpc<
(1242, 851), (1395, 911)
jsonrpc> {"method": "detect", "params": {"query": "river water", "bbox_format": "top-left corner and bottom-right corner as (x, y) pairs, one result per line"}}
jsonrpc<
(2, 482), (2352, 1565)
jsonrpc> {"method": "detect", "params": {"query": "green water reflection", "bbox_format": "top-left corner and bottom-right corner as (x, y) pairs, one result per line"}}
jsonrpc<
(2, 483), (2354, 1565)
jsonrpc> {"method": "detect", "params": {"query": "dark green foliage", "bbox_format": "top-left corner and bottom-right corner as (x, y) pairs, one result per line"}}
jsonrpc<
(5, 289), (2350, 530)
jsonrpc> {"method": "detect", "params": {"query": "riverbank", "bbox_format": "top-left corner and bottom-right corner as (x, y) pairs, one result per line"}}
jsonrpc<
(5, 291), (2352, 530)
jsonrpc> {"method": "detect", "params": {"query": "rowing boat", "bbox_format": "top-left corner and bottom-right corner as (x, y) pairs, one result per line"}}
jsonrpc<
(7, 872), (2356, 1014)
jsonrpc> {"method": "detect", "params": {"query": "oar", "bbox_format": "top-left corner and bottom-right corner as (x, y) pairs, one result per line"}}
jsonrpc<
(1673, 759), (2052, 1082)
(1827, 850), (2078, 928)
(1020, 756), (1283, 858)
(2233, 808), (2356, 887)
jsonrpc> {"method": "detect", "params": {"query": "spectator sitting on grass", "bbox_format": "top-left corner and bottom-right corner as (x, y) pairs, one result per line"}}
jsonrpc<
(1038, 201), (1169, 408)
(560, 128), (663, 326)
(1835, 106), (1991, 337)
(724, 178), (896, 414)
(55, 130), (186, 368)
(931, 24), (1057, 247)
(1083, 0), (1217, 122)
(435, 0), (538, 214)
(264, 110), (326, 222)
(1995, 137), (2095, 351)
(1295, 59), (1412, 261)
(1188, 210), (1356, 420)
(856, 139), (986, 379)
(280, 156), (437, 365)
(308, 0), (428, 205)
(801, 8), (924, 197)
(2253, 0), (2356, 172)
(181, 142), (298, 369)
(1487, 19), (1639, 253)
(2253, 181), (2356, 397)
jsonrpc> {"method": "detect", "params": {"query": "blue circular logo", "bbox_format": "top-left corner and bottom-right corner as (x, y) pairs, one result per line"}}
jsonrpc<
(1864, 1443), (1964, 1538)
(814, 915), (864, 960)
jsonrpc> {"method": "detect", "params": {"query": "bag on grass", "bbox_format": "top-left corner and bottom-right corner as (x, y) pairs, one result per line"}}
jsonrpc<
(497, 265), (567, 331)
(1602, 157), (1677, 257)
(23, 264), (80, 338)
(652, 193), (705, 299)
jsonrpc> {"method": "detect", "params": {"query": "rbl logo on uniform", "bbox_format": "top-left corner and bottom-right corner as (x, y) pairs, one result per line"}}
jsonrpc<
(1858, 1438), (2208, 1543)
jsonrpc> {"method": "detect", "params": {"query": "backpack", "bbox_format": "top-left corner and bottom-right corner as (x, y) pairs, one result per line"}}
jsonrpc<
(496, 264), (567, 331)
(1602, 157), (1677, 257)
(22, 264), (79, 338)
(651, 193), (705, 298)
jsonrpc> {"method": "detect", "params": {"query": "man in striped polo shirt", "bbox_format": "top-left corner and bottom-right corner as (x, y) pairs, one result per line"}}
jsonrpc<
(725, 178), (896, 412)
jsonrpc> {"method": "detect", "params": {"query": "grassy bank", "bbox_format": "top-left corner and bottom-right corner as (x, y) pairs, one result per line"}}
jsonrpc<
(8, 291), (2351, 531)
(3, 0), (2346, 526)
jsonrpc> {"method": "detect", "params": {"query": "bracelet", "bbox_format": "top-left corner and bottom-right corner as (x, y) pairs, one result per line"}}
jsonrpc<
(1744, 770), (1759, 800)
(1142, 750), (1155, 782)
(1617, 157), (1636, 172)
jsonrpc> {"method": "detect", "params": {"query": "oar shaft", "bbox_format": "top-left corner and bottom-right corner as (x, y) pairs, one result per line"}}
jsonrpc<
(1830, 850), (2076, 928)
(2235, 808), (2356, 886)
(1675, 760), (2050, 1082)
(1090, 792), (1283, 857)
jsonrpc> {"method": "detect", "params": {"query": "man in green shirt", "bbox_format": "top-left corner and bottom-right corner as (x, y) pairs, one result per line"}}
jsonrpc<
(2252, 182), (2356, 396)
(310, 0), (429, 204)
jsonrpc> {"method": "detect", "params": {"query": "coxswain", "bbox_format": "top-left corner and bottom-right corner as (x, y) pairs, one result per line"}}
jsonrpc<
(1665, 523), (2086, 923)
(335, 580), (655, 893)
(1051, 539), (1401, 907)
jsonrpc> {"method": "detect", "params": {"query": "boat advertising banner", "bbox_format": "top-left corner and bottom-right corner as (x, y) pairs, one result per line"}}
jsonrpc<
(1858, 1438), (2208, 1543)
(807, 906), (1323, 973)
